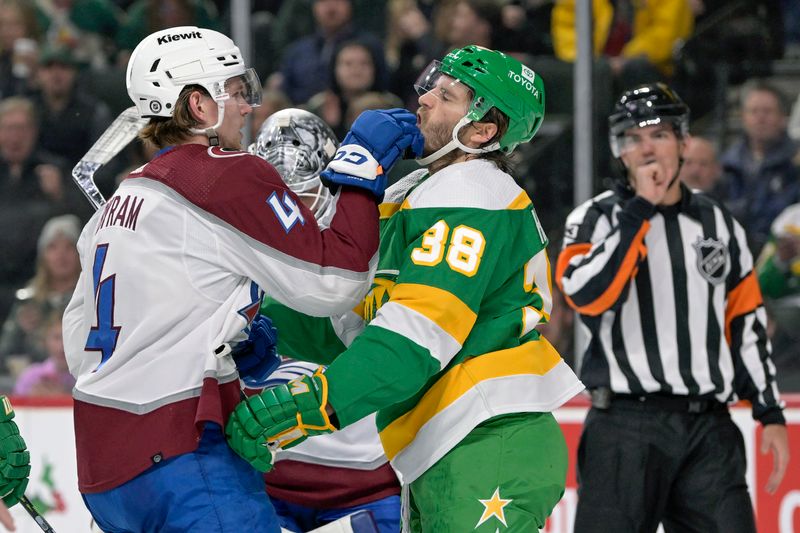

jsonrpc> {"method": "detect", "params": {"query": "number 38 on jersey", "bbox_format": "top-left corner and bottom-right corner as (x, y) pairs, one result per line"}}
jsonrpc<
(411, 220), (485, 277)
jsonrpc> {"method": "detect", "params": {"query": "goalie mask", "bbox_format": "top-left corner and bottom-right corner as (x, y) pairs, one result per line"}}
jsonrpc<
(125, 26), (261, 119)
(252, 109), (339, 221)
(414, 45), (545, 165)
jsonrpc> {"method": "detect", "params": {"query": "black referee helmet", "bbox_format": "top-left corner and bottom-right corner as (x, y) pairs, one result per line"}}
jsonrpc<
(609, 82), (690, 158)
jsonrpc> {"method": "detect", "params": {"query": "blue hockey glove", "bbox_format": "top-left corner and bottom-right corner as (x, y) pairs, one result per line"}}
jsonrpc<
(321, 108), (424, 199)
(232, 315), (280, 388)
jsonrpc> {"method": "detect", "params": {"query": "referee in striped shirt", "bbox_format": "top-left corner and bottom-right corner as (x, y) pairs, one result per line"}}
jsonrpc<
(556, 83), (790, 533)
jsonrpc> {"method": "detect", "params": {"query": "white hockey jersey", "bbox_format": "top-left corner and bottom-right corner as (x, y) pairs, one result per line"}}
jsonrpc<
(63, 144), (379, 493)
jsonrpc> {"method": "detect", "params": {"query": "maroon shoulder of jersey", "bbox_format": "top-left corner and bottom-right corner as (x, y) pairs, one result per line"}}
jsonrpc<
(133, 144), (378, 271)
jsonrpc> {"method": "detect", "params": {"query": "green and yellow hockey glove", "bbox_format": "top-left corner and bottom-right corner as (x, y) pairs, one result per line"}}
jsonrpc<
(225, 414), (276, 472)
(0, 397), (30, 507)
(225, 368), (337, 472)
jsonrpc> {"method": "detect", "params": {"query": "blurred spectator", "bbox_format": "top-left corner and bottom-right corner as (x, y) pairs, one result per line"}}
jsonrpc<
(552, 0), (693, 89)
(0, 97), (84, 319)
(385, 0), (443, 108)
(674, 1), (785, 119)
(116, 0), (220, 64)
(270, 0), (386, 71)
(494, 0), (554, 56)
(249, 88), (292, 140)
(758, 203), (800, 300)
(0, 0), (41, 99)
(445, 0), (500, 51)
(344, 92), (404, 131)
(718, 79), (800, 254)
(306, 39), (388, 138)
(679, 136), (722, 192)
(790, 91), (800, 141)
(0, 214), (80, 376)
(38, 0), (123, 69)
(0, 96), (88, 214)
(31, 45), (112, 166)
(12, 310), (75, 395)
(784, 0), (800, 54)
(276, 0), (387, 105)
(757, 202), (800, 391)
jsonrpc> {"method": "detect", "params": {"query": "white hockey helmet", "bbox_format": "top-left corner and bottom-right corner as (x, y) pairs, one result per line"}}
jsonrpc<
(251, 109), (339, 221)
(125, 26), (261, 118)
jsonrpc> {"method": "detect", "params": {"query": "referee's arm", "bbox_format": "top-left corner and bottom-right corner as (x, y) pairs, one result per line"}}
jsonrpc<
(557, 196), (654, 316)
(725, 221), (785, 425)
(726, 220), (791, 493)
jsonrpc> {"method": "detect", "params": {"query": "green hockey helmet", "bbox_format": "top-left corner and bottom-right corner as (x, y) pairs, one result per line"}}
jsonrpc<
(415, 45), (545, 155)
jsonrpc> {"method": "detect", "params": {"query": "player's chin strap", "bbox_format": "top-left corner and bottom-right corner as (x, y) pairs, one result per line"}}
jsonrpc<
(189, 100), (226, 147)
(416, 115), (500, 166)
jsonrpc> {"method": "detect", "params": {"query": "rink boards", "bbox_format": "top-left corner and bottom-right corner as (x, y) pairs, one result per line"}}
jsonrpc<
(8, 394), (800, 533)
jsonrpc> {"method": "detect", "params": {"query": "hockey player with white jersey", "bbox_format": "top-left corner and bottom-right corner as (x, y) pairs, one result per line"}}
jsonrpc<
(228, 46), (585, 532)
(62, 26), (422, 533)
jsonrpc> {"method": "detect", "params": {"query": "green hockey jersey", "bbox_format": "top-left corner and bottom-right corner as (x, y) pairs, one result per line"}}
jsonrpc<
(263, 159), (584, 484)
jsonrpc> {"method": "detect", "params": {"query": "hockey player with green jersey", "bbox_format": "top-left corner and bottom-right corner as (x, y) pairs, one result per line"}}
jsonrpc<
(227, 45), (584, 532)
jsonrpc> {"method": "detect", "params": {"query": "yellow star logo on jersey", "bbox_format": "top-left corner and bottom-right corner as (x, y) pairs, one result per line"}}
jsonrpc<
(475, 487), (512, 529)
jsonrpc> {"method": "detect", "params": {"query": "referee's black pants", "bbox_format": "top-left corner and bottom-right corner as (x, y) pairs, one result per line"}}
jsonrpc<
(573, 399), (756, 533)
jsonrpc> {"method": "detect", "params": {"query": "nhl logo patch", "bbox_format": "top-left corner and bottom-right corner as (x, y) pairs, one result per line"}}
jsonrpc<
(693, 237), (729, 284)
(149, 100), (162, 114)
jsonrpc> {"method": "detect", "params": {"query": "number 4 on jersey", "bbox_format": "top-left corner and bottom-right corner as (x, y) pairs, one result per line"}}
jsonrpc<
(85, 244), (121, 371)
(267, 191), (305, 233)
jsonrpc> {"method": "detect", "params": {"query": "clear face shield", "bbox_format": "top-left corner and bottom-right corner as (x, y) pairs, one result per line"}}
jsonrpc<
(610, 117), (678, 158)
(194, 68), (262, 146)
(207, 68), (262, 108)
(414, 60), (469, 108)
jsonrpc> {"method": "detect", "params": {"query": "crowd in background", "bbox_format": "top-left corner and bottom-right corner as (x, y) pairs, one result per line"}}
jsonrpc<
(1, 0), (800, 395)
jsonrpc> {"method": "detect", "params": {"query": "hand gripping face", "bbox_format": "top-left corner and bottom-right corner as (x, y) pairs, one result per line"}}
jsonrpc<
(320, 108), (424, 199)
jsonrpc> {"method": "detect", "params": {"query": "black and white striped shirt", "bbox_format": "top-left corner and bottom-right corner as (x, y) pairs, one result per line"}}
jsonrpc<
(556, 184), (783, 424)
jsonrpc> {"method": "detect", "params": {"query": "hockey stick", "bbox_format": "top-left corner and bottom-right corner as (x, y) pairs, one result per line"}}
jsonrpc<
(71, 106), (149, 210)
(18, 494), (56, 532)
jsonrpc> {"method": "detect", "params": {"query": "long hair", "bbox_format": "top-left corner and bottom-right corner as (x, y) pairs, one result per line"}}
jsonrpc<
(139, 85), (206, 149)
(28, 250), (78, 304)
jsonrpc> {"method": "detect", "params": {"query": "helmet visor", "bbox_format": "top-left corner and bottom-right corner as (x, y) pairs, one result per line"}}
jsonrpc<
(413, 60), (469, 104)
(208, 68), (262, 107)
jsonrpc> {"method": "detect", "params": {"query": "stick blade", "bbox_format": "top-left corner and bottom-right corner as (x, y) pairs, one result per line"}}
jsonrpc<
(81, 106), (149, 166)
(71, 106), (149, 210)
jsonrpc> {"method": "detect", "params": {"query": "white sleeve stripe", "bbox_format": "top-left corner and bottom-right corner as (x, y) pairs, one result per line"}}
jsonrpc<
(561, 230), (622, 294)
(370, 302), (462, 370)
